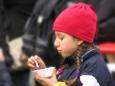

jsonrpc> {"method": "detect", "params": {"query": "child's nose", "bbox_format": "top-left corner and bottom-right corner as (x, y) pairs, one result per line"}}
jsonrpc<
(54, 39), (60, 48)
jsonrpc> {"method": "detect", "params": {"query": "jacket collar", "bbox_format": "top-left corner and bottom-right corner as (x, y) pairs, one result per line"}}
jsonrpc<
(63, 48), (98, 65)
(81, 48), (99, 62)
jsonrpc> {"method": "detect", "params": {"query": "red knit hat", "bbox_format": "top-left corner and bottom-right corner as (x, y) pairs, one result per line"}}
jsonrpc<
(53, 2), (97, 43)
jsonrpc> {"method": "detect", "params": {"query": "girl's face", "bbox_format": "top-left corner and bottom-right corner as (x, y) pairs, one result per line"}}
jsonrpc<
(54, 32), (83, 58)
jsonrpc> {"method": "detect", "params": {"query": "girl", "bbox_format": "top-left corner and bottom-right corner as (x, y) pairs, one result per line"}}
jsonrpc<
(27, 2), (115, 86)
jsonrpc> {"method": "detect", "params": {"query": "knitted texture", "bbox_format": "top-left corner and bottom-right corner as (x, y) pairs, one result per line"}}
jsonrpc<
(53, 3), (97, 43)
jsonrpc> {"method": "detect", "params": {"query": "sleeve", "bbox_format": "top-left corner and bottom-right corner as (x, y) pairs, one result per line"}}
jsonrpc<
(80, 75), (100, 86)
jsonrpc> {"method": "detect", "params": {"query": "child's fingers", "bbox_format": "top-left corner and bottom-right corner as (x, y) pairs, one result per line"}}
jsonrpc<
(27, 63), (36, 70)
(28, 56), (35, 65)
(27, 55), (46, 69)
(34, 55), (46, 68)
(27, 56), (36, 69)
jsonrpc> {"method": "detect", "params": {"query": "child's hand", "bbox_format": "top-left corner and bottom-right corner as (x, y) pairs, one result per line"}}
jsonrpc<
(35, 68), (57, 86)
(27, 55), (46, 70)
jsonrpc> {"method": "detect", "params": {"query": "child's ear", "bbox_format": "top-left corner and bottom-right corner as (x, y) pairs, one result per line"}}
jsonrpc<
(76, 40), (83, 46)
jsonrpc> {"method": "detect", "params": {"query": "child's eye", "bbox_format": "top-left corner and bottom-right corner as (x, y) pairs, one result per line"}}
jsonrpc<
(59, 36), (64, 40)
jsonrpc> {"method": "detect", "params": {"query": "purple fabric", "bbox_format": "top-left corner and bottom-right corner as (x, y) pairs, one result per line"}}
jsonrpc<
(74, 70), (81, 77)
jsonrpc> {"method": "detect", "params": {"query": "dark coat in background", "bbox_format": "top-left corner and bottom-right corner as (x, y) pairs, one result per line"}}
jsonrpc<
(3, 0), (37, 40)
(0, 62), (13, 86)
(95, 0), (115, 44)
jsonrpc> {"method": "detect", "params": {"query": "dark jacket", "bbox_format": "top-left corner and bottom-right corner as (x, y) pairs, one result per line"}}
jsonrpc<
(3, 0), (37, 40)
(0, 62), (13, 86)
(59, 49), (115, 86)
(95, 0), (115, 44)
(0, 0), (12, 67)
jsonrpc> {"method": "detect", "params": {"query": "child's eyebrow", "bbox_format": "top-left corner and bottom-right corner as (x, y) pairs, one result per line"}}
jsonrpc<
(58, 32), (64, 36)
(55, 32), (65, 38)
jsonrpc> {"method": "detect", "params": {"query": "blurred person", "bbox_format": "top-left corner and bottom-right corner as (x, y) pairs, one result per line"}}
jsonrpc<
(0, 48), (13, 86)
(0, 0), (14, 72)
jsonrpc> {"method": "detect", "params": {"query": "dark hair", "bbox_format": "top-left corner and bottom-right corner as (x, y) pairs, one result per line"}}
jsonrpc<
(61, 42), (95, 86)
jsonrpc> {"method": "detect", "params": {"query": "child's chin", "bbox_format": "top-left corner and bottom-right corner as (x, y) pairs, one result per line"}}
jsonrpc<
(62, 54), (69, 58)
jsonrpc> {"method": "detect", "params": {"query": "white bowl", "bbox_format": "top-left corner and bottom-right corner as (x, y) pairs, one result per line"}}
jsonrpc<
(33, 67), (55, 78)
